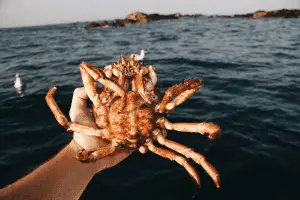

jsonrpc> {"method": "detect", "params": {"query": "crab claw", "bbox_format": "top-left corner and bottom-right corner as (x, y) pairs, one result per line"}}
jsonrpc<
(135, 70), (151, 104)
(129, 55), (135, 66)
(120, 55), (127, 66)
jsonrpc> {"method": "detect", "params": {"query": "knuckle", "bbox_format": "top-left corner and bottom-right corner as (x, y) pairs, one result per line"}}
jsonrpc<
(74, 88), (80, 95)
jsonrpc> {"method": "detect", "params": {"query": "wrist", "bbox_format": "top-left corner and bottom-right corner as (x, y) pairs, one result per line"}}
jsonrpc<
(67, 140), (101, 175)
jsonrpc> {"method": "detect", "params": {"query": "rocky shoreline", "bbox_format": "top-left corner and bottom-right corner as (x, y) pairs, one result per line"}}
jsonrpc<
(215, 9), (300, 19)
(85, 9), (300, 29)
(85, 12), (181, 29)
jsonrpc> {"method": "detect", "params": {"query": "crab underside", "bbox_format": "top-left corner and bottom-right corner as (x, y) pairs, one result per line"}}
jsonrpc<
(46, 55), (221, 189)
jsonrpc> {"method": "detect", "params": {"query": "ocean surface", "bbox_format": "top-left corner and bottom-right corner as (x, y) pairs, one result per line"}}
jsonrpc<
(0, 17), (300, 200)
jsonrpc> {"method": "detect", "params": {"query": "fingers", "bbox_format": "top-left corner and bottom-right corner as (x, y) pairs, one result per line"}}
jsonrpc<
(69, 87), (131, 171)
(71, 87), (89, 109)
(69, 87), (97, 127)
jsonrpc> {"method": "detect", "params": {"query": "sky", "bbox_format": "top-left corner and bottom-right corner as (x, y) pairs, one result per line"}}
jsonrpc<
(0, 0), (299, 28)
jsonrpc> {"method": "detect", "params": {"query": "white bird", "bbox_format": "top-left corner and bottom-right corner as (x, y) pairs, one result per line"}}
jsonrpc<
(14, 73), (24, 96)
(131, 49), (147, 61)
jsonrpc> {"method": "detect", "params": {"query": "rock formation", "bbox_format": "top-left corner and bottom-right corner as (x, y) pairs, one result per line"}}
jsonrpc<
(84, 9), (300, 29)
(85, 12), (182, 29)
(232, 9), (300, 18)
(252, 9), (300, 18)
(125, 12), (149, 24)
(100, 20), (109, 28)
(85, 22), (100, 29)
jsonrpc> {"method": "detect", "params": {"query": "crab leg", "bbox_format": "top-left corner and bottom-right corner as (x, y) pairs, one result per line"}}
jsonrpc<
(140, 65), (158, 91)
(148, 66), (157, 87)
(46, 87), (69, 127)
(112, 68), (125, 88)
(157, 78), (202, 113)
(80, 65), (108, 127)
(111, 66), (126, 98)
(47, 87), (114, 163)
(129, 54), (135, 66)
(157, 117), (221, 139)
(92, 105), (108, 128)
(152, 129), (220, 188)
(138, 126), (167, 154)
(80, 62), (126, 111)
(67, 122), (110, 138)
(167, 89), (198, 112)
(141, 65), (157, 86)
(103, 65), (113, 78)
(76, 144), (116, 163)
(80, 65), (103, 107)
(145, 139), (201, 187)
(46, 87), (110, 136)
(105, 65), (126, 98)
(131, 79), (137, 92)
(140, 66), (149, 75)
(104, 64), (124, 78)
(135, 70), (151, 104)
(120, 55), (127, 66)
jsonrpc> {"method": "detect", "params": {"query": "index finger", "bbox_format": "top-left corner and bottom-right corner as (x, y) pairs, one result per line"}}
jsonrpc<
(72, 87), (89, 107)
(69, 87), (91, 122)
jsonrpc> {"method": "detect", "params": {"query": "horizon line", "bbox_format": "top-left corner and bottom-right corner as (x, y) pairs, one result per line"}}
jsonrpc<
(1, 7), (299, 30)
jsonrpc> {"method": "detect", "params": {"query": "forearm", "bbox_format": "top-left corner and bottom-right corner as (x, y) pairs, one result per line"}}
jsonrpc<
(0, 140), (99, 200)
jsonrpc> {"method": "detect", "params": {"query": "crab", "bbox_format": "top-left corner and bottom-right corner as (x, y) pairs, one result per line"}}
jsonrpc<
(45, 55), (221, 189)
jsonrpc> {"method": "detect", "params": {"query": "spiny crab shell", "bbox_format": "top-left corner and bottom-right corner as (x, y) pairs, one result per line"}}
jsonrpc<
(46, 54), (221, 189)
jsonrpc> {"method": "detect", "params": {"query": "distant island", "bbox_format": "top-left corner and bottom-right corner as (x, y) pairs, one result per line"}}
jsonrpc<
(85, 9), (300, 29)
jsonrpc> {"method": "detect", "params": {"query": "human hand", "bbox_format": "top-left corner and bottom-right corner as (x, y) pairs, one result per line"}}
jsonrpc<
(69, 87), (131, 173)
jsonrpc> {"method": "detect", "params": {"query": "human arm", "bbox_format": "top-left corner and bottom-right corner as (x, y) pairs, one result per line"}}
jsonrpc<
(0, 87), (130, 200)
